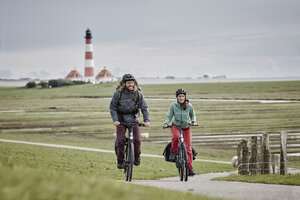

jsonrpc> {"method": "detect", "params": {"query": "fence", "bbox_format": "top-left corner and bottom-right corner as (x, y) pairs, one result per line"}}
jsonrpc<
(237, 131), (293, 175)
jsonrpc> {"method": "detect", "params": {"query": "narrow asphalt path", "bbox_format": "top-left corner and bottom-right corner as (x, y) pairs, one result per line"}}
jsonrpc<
(132, 171), (300, 200)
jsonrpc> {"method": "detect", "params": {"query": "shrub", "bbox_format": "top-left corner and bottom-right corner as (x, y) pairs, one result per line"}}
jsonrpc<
(48, 79), (71, 88)
(70, 80), (86, 85)
(40, 79), (88, 88)
(26, 81), (36, 88)
(38, 81), (48, 88)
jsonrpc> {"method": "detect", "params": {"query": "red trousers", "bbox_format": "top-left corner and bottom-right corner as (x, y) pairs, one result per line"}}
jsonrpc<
(170, 126), (193, 169)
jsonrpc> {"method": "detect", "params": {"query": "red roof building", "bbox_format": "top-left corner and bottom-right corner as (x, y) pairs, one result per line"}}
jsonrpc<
(65, 69), (83, 81)
(95, 67), (117, 83)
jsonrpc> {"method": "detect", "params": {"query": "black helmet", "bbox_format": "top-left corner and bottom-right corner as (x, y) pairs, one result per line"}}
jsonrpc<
(176, 88), (186, 96)
(122, 74), (135, 82)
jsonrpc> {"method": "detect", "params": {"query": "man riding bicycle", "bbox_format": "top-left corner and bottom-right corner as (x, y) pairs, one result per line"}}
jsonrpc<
(163, 88), (197, 176)
(110, 74), (150, 169)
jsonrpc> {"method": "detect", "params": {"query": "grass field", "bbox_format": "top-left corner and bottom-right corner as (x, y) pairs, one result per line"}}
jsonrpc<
(1, 163), (221, 200)
(1, 81), (300, 199)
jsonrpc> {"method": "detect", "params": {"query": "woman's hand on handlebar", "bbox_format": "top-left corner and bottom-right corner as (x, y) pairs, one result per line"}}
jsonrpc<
(191, 122), (198, 126)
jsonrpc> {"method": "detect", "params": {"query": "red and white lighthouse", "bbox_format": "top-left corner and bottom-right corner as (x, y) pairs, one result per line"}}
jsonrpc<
(84, 28), (95, 83)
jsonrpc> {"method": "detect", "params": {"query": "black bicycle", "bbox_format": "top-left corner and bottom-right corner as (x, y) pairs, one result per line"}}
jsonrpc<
(164, 123), (197, 181)
(120, 122), (144, 182)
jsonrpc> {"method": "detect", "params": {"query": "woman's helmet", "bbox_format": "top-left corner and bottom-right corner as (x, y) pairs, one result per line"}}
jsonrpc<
(176, 88), (187, 97)
(122, 74), (135, 82)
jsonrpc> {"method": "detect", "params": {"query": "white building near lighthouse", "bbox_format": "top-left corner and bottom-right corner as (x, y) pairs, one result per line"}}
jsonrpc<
(95, 67), (118, 83)
(65, 68), (83, 81)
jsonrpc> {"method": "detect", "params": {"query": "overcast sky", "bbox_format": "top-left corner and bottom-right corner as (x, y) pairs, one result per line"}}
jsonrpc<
(0, 0), (300, 79)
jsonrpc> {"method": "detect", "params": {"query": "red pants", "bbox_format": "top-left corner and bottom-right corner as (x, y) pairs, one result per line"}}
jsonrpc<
(170, 126), (193, 169)
(115, 124), (141, 162)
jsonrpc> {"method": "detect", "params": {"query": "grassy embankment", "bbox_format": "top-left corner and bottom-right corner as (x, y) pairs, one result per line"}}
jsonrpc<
(213, 173), (300, 186)
(1, 81), (300, 199)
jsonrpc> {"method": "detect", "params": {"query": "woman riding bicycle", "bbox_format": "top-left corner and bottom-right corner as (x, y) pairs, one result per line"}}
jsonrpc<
(163, 88), (197, 176)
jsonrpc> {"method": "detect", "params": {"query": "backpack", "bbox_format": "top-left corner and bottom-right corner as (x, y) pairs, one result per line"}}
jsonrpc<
(117, 89), (139, 104)
(162, 142), (198, 162)
(116, 81), (141, 114)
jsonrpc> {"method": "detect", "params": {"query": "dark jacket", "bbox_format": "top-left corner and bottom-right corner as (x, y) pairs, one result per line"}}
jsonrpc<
(110, 88), (150, 123)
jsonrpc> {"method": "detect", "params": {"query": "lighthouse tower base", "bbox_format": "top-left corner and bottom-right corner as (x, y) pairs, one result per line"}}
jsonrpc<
(84, 77), (95, 84)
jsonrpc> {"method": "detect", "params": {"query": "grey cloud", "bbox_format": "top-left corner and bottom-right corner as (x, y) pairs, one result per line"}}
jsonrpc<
(27, 71), (50, 79)
(1, 0), (300, 79)
(0, 70), (12, 78)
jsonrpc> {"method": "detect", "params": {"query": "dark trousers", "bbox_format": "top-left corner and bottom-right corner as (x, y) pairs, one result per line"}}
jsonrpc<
(116, 124), (141, 162)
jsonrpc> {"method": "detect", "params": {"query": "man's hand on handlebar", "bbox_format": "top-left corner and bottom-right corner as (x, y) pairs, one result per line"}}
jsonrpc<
(114, 121), (120, 126)
(144, 122), (150, 127)
(163, 123), (169, 128)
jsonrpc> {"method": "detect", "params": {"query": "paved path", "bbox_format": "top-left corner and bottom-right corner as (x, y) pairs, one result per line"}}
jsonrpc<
(132, 171), (300, 200)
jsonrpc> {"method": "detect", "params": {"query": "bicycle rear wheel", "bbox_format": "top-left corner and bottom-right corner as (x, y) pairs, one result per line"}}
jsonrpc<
(125, 141), (134, 182)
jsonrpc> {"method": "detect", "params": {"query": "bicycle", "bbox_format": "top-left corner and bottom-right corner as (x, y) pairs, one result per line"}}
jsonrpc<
(120, 122), (144, 182)
(164, 123), (198, 181)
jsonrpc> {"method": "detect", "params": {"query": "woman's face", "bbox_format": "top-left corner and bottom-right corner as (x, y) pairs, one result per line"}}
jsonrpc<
(177, 94), (185, 103)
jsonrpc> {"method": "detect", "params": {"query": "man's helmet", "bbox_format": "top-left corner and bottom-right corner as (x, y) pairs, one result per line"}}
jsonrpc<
(176, 88), (187, 96)
(122, 74), (135, 82)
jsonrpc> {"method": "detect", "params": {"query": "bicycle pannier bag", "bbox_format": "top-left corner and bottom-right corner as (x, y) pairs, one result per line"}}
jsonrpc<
(163, 142), (198, 162)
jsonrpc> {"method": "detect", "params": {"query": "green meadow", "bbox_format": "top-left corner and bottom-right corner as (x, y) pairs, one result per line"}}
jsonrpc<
(1, 80), (300, 199)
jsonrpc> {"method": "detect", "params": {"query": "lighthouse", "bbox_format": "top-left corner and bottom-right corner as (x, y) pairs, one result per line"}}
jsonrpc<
(84, 28), (95, 83)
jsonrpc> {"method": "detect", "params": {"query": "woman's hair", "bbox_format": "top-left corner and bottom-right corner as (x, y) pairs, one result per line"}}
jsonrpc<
(177, 96), (189, 110)
(182, 100), (188, 110)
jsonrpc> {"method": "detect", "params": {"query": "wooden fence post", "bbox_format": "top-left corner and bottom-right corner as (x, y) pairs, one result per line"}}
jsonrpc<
(241, 139), (249, 175)
(280, 131), (287, 175)
(261, 133), (270, 174)
(237, 142), (242, 174)
(250, 136), (258, 175)
(259, 136), (263, 174)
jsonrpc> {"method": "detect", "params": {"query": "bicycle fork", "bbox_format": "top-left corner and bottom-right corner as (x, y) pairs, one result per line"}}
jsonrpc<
(125, 127), (135, 164)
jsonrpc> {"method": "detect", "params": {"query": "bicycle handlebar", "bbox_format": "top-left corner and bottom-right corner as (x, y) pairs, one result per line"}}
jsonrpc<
(120, 122), (145, 127)
(163, 123), (198, 129)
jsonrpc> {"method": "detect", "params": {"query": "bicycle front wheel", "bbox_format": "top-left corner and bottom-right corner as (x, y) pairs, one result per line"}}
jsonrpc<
(125, 141), (134, 182)
(179, 142), (189, 181)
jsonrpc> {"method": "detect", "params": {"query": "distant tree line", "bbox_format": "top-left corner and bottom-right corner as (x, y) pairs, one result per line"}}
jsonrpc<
(26, 79), (88, 88)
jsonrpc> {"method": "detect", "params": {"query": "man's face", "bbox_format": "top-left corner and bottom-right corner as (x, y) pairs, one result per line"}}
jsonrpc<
(125, 81), (134, 91)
